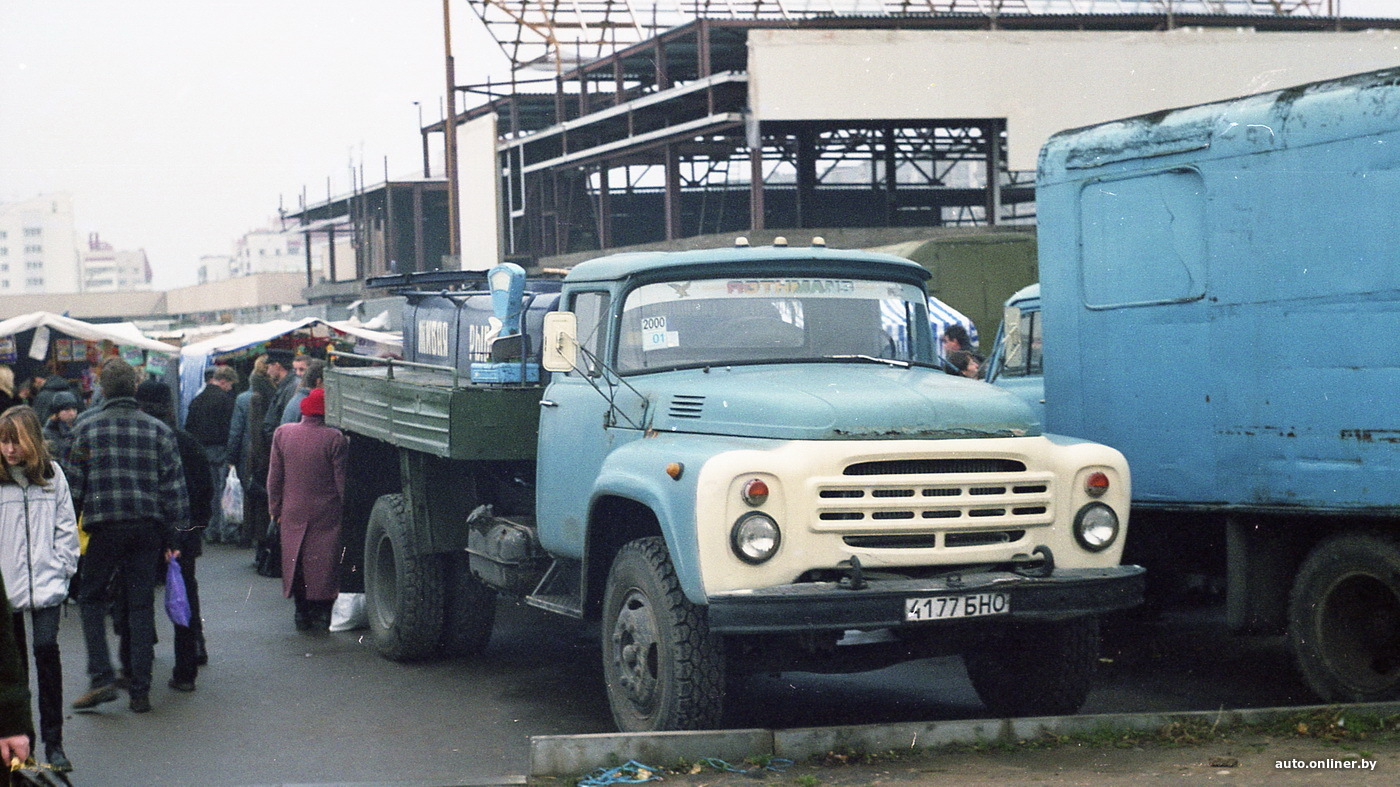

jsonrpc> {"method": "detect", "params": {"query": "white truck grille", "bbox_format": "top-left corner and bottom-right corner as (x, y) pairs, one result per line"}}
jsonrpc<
(812, 458), (1055, 549)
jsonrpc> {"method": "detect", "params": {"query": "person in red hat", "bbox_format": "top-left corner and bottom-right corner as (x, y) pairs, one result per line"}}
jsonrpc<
(266, 388), (347, 631)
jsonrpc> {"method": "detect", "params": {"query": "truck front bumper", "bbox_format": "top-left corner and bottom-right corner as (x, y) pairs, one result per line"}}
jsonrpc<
(706, 565), (1145, 634)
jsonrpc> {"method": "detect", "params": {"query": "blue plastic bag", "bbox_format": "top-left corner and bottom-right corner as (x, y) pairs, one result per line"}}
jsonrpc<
(165, 558), (191, 627)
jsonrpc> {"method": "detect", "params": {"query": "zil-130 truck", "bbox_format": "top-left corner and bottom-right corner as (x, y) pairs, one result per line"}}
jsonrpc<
(325, 241), (1144, 732)
(989, 67), (1400, 704)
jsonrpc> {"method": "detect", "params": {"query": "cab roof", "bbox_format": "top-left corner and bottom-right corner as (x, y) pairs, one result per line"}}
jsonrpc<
(562, 244), (930, 284)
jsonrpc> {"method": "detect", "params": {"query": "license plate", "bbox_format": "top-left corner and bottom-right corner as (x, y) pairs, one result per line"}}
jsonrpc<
(904, 592), (1010, 622)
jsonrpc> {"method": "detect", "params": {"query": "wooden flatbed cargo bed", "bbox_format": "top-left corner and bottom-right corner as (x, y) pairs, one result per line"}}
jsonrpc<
(325, 363), (543, 461)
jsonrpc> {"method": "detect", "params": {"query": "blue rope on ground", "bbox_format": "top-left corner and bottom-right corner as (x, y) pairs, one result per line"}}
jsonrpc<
(700, 757), (795, 774)
(576, 760), (661, 786)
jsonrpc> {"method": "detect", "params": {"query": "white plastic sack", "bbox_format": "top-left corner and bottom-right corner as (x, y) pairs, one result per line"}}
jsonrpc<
(221, 465), (244, 524)
(329, 592), (367, 632)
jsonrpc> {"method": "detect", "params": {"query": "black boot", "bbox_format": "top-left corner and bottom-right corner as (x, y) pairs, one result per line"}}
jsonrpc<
(45, 743), (72, 772)
(293, 595), (312, 631)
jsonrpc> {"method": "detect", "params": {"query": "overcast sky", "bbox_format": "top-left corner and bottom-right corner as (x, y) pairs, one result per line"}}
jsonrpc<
(1, 1), (1397, 290)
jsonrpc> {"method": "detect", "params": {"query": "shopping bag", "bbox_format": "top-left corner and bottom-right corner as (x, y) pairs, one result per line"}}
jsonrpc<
(329, 592), (367, 632)
(221, 465), (244, 524)
(7, 756), (73, 786)
(165, 558), (191, 627)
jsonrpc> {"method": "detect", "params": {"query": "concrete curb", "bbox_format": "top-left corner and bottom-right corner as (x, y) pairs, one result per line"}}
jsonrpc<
(529, 701), (1400, 778)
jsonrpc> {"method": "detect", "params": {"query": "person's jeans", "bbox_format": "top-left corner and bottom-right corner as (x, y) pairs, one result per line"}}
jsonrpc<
(13, 606), (64, 745)
(79, 526), (161, 697)
(204, 446), (229, 541)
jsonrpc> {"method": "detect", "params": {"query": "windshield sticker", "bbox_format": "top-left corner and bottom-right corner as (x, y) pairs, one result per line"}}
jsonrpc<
(640, 315), (680, 351)
(727, 279), (855, 296)
(628, 278), (907, 308)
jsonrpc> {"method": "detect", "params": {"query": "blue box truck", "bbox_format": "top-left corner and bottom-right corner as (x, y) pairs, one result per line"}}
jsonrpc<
(993, 67), (1400, 703)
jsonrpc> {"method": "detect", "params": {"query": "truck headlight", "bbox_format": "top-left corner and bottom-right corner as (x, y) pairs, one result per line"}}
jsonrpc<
(1073, 502), (1119, 552)
(731, 512), (781, 564)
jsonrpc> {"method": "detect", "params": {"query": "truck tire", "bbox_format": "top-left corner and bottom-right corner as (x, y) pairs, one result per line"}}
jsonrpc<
(439, 551), (497, 658)
(963, 617), (1099, 718)
(364, 494), (445, 662)
(602, 537), (725, 732)
(1288, 532), (1400, 702)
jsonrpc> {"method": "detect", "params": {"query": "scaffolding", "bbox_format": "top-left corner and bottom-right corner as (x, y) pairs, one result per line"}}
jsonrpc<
(467, 0), (1338, 72)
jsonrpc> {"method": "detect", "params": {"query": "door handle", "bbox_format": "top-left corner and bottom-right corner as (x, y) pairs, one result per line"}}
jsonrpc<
(539, 400), (558, 408)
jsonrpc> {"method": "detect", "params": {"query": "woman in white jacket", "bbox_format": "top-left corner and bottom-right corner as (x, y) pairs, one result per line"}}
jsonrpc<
(0, 405), (78, 773)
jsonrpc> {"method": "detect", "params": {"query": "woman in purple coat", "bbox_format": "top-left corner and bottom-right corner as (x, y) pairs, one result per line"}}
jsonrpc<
(267, 388), (347, 631)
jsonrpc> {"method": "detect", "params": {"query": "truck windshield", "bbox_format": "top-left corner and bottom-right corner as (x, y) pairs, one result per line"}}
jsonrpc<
(995, 306), (1043, 379)
(615, 276), (932, 373)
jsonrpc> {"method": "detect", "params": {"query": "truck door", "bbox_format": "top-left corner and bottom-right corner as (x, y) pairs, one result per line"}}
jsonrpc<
(536, 289), (616, 558)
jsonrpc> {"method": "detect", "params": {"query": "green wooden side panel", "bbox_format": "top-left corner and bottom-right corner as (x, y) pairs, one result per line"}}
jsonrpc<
(872, 231), (1038, 353)
(325, 366), (543, 460)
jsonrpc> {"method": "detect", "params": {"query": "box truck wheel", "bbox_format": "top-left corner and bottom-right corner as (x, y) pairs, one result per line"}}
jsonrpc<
(602, 537), (724, 732)
(963, 617), (1098, 718)
(439, 551), (496, 657)
(1288, 532), (1400, 702)
(364, 494), (445, 662)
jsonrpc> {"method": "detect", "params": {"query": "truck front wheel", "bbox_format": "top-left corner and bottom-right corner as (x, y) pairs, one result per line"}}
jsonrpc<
(963, 617), (1099, 718)
(365, 494), (445, 662)
(602, 537), (725, 732)
(1288, 532), (1400, 702)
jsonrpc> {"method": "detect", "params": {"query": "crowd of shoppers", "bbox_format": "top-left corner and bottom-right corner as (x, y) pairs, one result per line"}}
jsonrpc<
(0, 346), (345, 775)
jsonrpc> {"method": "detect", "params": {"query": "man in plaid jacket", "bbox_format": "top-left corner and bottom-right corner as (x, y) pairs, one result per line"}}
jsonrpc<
(66, 358), (189, 714)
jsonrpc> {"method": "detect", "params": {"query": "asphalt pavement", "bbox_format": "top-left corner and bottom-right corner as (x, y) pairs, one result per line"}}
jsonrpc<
(49, 543), (608, 786)
(40, 543), (1324, 785)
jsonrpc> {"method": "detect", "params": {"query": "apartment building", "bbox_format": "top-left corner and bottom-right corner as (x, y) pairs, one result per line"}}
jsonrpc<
(81, 232), (152, 292)
(0, 193), (82, 294)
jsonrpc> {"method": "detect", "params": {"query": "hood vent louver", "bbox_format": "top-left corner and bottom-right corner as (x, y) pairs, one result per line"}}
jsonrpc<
(668, 394), (706, 419)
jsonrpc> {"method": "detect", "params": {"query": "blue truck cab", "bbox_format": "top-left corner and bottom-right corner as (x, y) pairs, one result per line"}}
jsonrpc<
(983, 283), (1043, 423)
(1005, 67), (1400, 704)
(327, 241), (1144, 733)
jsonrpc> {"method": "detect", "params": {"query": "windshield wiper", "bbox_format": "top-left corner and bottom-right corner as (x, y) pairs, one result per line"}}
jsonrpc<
(822, 354), (911, 368)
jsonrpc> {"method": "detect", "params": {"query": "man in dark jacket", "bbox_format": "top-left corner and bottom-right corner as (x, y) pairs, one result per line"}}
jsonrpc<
(186, 365), (238, 544)
(66, 359), (189, 714)
(31, 374), (81, 424)
(261, 351), (301, 440)
(134, 379), (210, 692)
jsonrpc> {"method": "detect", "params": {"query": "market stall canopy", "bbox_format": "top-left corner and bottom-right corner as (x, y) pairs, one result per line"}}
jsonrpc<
(178, 318), (400, 359)
(0, 311), (179, 355)
(177, 317), (402, 423)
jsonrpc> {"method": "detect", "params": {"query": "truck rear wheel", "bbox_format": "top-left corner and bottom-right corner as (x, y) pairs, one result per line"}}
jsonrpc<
(439, 551), (497, 657)
(963, 617), (1098, 718)
(1288, 532), (1400, 702)
(602, 537), (724, 732)
(365, 494), (445, 662)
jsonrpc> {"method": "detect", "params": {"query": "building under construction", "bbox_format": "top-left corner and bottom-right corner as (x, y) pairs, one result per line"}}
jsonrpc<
(287, 1), (1400, 287)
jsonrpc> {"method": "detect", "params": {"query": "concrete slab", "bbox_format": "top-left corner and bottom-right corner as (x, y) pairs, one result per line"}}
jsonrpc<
(530, 728), (772, 779)
(530, 701), (1400, 777)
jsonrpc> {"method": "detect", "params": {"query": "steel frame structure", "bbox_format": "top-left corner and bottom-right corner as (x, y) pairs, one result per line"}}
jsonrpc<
(439, 6), (1380, 263)
(290, 3), (1368, 281)
(467, 1), (1337, 73)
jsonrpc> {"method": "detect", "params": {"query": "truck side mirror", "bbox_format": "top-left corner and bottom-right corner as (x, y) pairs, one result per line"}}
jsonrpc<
(542, 312), (579, 373)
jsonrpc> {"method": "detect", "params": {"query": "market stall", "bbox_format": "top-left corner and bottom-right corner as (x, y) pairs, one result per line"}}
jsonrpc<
(0, 311), (181, 404)
(177, 317), (400, 422)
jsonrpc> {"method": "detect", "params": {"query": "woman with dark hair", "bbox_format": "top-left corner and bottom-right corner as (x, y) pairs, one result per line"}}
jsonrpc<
(0, 405), (78, 772)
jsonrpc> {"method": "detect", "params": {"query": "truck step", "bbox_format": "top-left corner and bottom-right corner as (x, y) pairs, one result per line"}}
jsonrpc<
(526, 558), (583, 618)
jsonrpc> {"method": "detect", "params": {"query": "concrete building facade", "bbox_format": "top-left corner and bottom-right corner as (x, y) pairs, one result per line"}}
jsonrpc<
(81, 232), (152, 292)
(0, 193), (82, 294)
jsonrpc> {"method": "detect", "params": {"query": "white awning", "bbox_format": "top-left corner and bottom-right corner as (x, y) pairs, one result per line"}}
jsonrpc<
(0, 311), (179, 355)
